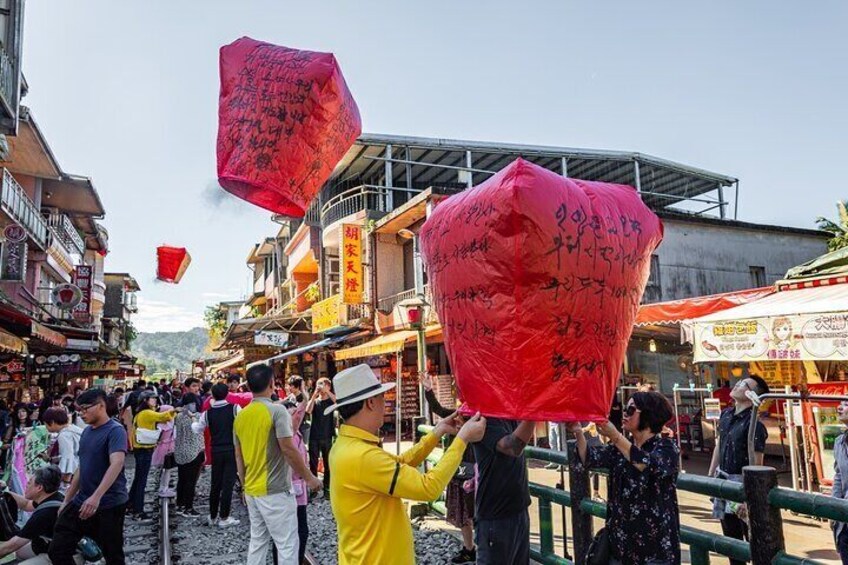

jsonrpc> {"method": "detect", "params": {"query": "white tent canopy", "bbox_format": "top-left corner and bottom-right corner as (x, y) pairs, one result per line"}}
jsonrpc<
(686, 282), (848, 363)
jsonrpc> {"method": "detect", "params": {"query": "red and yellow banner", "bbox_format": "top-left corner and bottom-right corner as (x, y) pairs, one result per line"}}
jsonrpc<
(341, 224), (363, 304)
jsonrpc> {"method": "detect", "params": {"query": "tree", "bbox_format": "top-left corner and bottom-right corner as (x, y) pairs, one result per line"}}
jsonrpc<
(816, 201), (848, 252)
(204, 305), (228, 340)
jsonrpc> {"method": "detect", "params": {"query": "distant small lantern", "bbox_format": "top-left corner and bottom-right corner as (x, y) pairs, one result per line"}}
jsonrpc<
(398, 297), (427, 331)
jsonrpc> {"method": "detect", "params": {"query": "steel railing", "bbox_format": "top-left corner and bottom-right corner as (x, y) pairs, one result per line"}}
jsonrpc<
(0, 42), (18, 114)
(45, 212), (86, 257)
(417, 425), (845, 565)
(320, 184), (421, 228)
(1, 168), (49, 249)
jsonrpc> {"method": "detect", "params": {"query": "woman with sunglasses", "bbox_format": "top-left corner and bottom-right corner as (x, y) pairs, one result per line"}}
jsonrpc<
(570, 391), (680, 565)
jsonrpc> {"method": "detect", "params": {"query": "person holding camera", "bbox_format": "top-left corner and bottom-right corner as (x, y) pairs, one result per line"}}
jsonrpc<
(306, 378), (336, 497)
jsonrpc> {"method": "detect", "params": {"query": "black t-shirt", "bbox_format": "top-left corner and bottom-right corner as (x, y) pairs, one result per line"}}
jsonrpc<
(310, 399), (336, 442)
(19, 492), (64, 553)
(471, 417), (531, 521)
(718, 406), (768, 475)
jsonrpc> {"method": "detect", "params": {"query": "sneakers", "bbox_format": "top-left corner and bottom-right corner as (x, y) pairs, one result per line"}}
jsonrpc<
(185, 508), (201, 518)
(218, 517), (241, 528)
(451, 547), (476, 564)
(207, 516), (218, 527)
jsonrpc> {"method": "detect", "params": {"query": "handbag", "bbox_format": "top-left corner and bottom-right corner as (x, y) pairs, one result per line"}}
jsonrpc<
(455, 462), (475, 481)
(135, 426), (161, 446)
(585, 527), (611, 565)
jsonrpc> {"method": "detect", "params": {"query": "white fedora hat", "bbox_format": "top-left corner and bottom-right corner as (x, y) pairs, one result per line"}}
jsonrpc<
(324, 364), (395, 415)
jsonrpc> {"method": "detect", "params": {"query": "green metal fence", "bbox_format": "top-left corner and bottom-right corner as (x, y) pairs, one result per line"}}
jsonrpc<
(417, 425), (848, 565)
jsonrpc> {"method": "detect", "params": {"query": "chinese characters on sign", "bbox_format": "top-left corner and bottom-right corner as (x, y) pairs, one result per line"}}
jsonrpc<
(694, 312), (848, 363)
(312, 295), (341, 334)
(254, 330), (290, 347)
(1, 224), (27, 282)
(341, 224), (363, 304)
(72, 266), (93, 323)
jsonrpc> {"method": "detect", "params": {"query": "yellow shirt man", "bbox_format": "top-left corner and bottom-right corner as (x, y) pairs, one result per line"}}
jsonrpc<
(330, 424), (466, 565)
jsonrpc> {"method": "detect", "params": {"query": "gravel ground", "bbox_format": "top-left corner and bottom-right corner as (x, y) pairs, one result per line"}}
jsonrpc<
(122, 454), (463, 564)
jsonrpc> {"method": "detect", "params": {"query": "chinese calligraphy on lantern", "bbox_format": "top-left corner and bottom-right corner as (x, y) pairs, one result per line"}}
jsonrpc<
(341, 224), (363, 304)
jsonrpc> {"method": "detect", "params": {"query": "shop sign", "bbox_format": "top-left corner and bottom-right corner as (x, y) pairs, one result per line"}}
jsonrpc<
(254, 330), (289, 347)
(81, 358), (120, 372)
(0, 225), (27, 281)
(0, 330), (25, 355)
(312, 295), (342, 333)
(0, 360), (24, 374)
(72, 265), (93, 323)
(33, 354), (81, 375)
(694, 312), (848, 363)
(747, 360), (804, 388)
(52, 283), (83, 310)
(341, 224), (363, 304)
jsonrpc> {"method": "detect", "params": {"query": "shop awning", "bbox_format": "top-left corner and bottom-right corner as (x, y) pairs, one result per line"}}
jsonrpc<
(686, 280), (848, 363)
(635, 287), (775, 327)
(0, 328), (26, 355)
(335, 330), (419, 361)
(31, 322), (68, 348)
(207, 352), (245, 374)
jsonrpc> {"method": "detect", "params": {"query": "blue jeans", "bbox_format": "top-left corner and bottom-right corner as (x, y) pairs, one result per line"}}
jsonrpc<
(129, 448), (153, 513)
(838, 528), (848, 565)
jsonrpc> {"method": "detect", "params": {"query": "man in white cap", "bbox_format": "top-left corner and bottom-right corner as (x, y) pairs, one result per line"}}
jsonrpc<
(327, 364), (486, 565)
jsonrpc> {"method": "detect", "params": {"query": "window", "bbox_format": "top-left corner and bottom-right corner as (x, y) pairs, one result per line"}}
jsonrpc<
(643, 255), (662, 303)
(750, 266), (766, 287)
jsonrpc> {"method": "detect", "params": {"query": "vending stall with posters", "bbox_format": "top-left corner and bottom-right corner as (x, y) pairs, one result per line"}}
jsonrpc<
(686, 274), (848, 491)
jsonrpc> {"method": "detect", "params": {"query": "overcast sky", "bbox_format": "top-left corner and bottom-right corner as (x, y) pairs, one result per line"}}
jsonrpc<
(20, 1), (848, 332)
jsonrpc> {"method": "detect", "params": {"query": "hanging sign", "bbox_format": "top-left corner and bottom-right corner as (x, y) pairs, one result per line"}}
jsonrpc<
(72, 265), (93, 322)
(255, 330), (290, 347)
(703, 398), (722, 421)
(341, 224), (363, 304)
(1, 225), (26, 281)
(52, 283), (83, 310)
(694, 312), (848, 363)
(33, 354), (81, 375)
(312, 295), (342, 334)
(81, 359), (120, 372)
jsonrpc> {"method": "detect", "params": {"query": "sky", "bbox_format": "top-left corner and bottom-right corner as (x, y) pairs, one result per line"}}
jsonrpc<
(19, 1), (848, 332)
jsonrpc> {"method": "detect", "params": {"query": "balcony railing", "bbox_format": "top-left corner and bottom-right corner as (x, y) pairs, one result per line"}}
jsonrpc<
(378, 285), (433, 313)
(46, 213), (86, 257)
(0, 42), (17, 118)
(320, 185), (421, 228)
(1, 169), (48, 249)
(341, 302), (372, 325)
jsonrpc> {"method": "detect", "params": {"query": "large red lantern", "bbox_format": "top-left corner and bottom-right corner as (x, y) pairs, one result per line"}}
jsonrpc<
(156, 246), (191, 284)
(420, 159), (664, 422)
(216, 37), (362, 217)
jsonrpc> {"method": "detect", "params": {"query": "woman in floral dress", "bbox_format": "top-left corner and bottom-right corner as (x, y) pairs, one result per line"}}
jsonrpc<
(571, 391), (680, 565)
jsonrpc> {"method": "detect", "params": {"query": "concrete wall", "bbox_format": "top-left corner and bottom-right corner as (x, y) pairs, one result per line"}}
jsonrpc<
(652, 218), (828, 302)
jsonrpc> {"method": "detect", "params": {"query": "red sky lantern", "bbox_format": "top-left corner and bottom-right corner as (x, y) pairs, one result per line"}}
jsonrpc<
(216, 37), (361, 217)
(420, 159), (664, 422)
(157, 246), (191, 284)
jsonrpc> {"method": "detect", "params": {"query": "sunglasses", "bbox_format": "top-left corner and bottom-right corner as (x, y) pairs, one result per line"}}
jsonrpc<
(624, 405), (638, 417)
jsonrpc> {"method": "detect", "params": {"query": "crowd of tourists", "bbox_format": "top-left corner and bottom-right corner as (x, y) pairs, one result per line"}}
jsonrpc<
(6, 366), (848, 564)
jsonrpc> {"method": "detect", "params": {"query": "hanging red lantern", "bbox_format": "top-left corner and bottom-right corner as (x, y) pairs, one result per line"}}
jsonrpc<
(156, 246), (191, 284)
(216, 37), (362, 217)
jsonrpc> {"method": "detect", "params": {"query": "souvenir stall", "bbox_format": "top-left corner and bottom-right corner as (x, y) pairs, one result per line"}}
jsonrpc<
(685, 267), (848, 492)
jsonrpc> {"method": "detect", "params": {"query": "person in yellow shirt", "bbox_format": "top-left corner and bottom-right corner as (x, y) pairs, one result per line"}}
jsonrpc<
(325, 364), (486, 565)
(128, 391), (175, 519)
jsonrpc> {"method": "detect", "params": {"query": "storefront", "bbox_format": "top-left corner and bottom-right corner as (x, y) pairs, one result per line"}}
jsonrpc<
(686, 275), (848, 492)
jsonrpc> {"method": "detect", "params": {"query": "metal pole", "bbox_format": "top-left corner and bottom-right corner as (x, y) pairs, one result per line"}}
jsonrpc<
(634, 160), (642, 194)
(465, 151), (473, 188)
(412, 234), (427, 421)
(557, 422), (572, 561)
(567, 439), (592, 565)
(385, 144), (394, 210)
(744, 466), (785, 565)
(396, 350), (402, 456)
(673, 386), (683, 472)
(718, 183), (726, 219)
